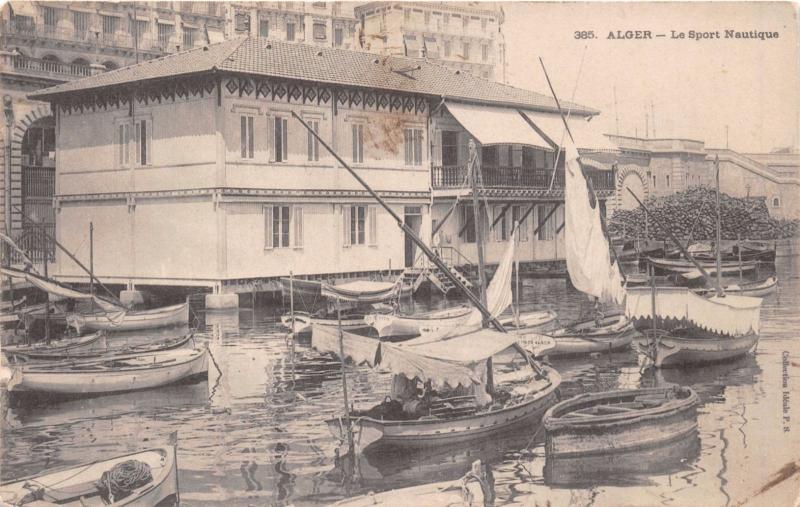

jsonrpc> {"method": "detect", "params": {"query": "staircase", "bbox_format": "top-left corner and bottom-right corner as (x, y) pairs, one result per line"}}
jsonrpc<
(400, 259), (473, 296)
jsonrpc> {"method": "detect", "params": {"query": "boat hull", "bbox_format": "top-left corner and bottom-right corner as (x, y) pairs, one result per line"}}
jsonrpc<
(643, 333), (760, 368)
(3, 331), (107, 357)
(693, 276), (778, 298)
(10, 348), (209, 395)
(327, 368), (561, 450)
(70, 302), (189, 333)
(647, 256), (758, 275)
(543, 387), (699, 458)
(0, 446), (178, 506)
(365, 307), (472, 339)
(549, 315), (637, 356)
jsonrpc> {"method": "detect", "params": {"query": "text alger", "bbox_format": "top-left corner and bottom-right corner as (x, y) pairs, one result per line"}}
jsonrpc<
(607, 30), (779, 40)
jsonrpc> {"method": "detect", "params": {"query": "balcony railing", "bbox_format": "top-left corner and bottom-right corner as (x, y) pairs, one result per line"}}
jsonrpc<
(3, 227), (56, 265)
(431, 165), (616, 192)
(2, 20), (165, 53)
(12, 54), (92, 78)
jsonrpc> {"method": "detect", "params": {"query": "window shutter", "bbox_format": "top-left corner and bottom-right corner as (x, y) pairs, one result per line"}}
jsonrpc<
(368, 206), (377, 246)
(281, 118), (288, 161)
(267, 115), (275, 162)
(248, 116), (254, 159)
(146, 119), (153, 165)
(342, 205), (351, 247)
(352, 124), (357, 162)
(433, 129), (442, 165)
(293, 206), (303, 249)
(264, 206), (273, 249)
(241, 116), (247, 159)
(134, 121), (141, 165)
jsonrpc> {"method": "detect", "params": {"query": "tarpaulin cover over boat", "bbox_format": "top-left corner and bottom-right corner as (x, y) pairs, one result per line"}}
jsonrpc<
(626, 286), (762, 336)
(445, 102), (552, 150)
(563, 141), (626, 305)
(0, 267), (122, 311)
(320, 280), (400, 303)
(311, 324), (522, 390)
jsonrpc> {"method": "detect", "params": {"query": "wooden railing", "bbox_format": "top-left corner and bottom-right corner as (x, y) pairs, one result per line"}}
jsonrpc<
(3, 228), (56, 265)
(431, 165), (616, 191)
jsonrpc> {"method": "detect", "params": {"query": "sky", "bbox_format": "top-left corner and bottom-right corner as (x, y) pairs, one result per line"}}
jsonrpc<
(501, 2), (799, 153)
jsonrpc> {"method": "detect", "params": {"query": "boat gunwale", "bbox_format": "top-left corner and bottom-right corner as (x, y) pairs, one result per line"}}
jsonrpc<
(13, 333), (195, 362)
(543, 387), (698, 431)
(18, 347), (207, 374)
(2, 331), (105, 354)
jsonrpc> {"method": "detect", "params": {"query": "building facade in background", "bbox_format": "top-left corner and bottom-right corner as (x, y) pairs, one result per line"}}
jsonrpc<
(355, 2), (506, 82)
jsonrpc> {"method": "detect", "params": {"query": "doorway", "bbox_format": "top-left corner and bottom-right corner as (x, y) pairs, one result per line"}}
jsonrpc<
(404, 206), (422, 267)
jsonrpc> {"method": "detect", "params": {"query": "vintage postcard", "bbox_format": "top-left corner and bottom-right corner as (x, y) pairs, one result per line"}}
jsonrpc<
(0, 1), (798, 506)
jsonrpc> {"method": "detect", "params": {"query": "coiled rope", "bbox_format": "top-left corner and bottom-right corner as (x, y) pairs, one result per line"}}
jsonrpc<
(97, 459), (152, 502)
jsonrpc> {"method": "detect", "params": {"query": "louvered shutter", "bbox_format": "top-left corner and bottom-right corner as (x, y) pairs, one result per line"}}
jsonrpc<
(267, 115), (275, 163)
(342, 205), (351, 247)
(264, 205), (273, 249)
(293, 206), (304, 249)
(368, 206), (377, 246)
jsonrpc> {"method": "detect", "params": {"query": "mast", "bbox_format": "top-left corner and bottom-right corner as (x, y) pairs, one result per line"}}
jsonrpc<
(42, 227), (50, 344)
(89, 222), (94, 311)
(336, 299), (355, 455)
(469, 140), (488, 320)
(714, 155), (723, 296)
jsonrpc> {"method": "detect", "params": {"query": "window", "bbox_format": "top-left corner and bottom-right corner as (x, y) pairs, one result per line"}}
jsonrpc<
(404, 128), (423, 166)
(511, 205), (529, 241)
(117, 123), (130, 167)
(352, 124), (364, 163)
(102, 15), (118, 35)
(240, 115), (254, 159)
(307, 120), (320, 161)
(265, 205), (303, 249)
(652, 175), (657, 188)
(43, 7), (58, 28)
(183, 28), (195, 48)
(73, 12), (89, 38)
(235, 13), (250, 33)
(404, 9), (410, 22)
(773, 197), (781, 208)
(481, 18), (487, 31)
(274, 117), (288, 162)
(444, 40), (451, 57)
(259, 19), (269, 37)
(313, 22), (326, 40)
(463, 16), (469, 29)
(482, 146), (498, 167)
(134, 119), (151, 166)
(537, 204), (555, 241)
(441, 131), (459, 166)
(666, 175), (670, 187)
(343, 205), (376, 247)
(424, 11), (431, 25)
(462, 42), (470, 60)
(286, 22), (295, 41)
(443, 13), (449, 26)
(462, 205), (476, 243)
(157, 23), (173, 49)
(130, 20), (148, 42)
(334, 26), (343, 46)
(493, 206), (507, 242)
(481, 44), (488, 62)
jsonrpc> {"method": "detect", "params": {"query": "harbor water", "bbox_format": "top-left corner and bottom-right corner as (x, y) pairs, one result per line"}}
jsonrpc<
(2, 256), (799, 506)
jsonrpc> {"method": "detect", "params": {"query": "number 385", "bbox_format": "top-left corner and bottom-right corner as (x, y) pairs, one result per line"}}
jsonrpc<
(574, 31), (595, 39)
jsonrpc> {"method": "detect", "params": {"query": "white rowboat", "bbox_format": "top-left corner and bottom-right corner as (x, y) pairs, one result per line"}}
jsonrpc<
(8, 347), (208, 395)
(68, 302), (189, 333)
(0, 446), (178, 506)
(549, 314), (637, 356)
(2, 331), (107, 358)
(364, 306), (473, 339)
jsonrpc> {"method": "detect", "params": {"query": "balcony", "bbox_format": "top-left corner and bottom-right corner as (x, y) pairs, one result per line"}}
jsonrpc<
(431, 165), (616, 193)
(11, 54), (92, 79)
(2, 20), (165, 54)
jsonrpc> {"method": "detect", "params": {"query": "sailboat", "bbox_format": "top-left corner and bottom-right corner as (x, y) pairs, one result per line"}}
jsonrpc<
(625, 157), (763, 368)
(547, 128), (635, 356)
(292, 112), (561, 453)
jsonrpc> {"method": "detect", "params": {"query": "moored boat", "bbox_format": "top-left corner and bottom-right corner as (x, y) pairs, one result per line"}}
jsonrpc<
(692, 275), (778, 298)
(7, 347), (209, 395)
(548, 313), (637, 356)
(7, 332), (194, 362)
(543, 386), (699, 458)
(648, 256), (758, 275)
(315, 324), (561, 450)
(281, 310), (372, 336)
(498, 309), (558, 331)
(0, 445), (178, 506)
(677, 262), (758, 284)
(68, 302), (190, 334)
(2, 331), (107, 358)
(364, 306), (473, 339)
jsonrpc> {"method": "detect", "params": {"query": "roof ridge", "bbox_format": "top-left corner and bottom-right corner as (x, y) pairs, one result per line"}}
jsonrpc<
(216, 35), (250, 68)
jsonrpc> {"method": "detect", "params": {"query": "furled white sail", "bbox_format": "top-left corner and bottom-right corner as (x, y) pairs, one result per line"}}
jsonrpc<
(465, 229), (516, 326)
(564, 142), (625, 305)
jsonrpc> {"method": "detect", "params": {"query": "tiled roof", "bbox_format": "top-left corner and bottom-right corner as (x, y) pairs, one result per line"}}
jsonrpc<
(29, 37), (598, 116)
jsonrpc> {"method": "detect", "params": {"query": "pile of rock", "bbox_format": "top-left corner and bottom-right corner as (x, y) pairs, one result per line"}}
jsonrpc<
(609, 187), (798, 240)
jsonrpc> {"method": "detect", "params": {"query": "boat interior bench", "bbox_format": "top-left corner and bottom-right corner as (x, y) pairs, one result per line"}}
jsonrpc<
(426, 395), (479, 419)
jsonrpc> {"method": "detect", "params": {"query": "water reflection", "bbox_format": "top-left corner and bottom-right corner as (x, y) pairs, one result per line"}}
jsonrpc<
(1, 260), (798, 506)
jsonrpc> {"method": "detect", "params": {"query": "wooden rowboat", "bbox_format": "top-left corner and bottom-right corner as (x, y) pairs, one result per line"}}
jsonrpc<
(7, 347), (208, 395)
(8, 333), (195, 362)
(2, 331), (107, 358)
(635, 329), (759, 368)
(543, 386), (699, 458)
(364, 306), (473, 339)
(678, 263), (758, 284)
(67, 302), (189, 334)
(281, 310), (371, 336)
(0, 445), (178, 506)
(548, 314), (638, 356)
(647, 256), (758, 275)
(499, 310), (558, 331)
(692, 276), (778, 298)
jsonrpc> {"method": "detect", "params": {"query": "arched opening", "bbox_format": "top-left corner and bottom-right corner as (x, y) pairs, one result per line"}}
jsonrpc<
(20, 116), (56, 260)
(71, 57), (90, 66)
(619, 171), (646, 210)
(41, 54), (61, 73)
(772, 197), (781, 208)
(103, 60), (119, 70)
